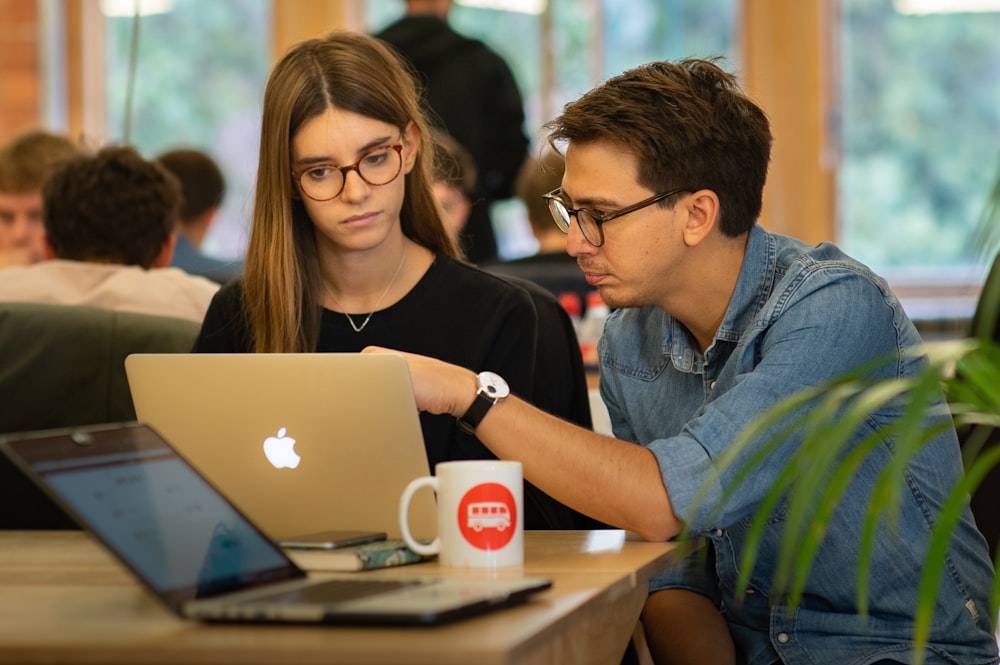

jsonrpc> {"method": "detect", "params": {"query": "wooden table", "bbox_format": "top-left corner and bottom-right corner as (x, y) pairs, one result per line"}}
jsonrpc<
(0, 530), (678, 665)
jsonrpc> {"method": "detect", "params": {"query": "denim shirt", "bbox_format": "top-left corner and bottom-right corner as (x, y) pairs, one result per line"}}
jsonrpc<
(598, 225), (998, 665)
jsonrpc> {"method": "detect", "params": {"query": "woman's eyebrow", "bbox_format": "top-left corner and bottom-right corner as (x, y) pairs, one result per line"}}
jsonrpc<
(295, 135), (396, 167)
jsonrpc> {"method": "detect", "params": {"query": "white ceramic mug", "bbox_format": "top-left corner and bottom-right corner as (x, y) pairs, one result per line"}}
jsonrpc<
(399, 460), (524, 568)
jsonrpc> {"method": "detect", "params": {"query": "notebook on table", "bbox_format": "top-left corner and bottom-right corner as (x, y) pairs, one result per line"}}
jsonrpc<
(124, 353), (436, 541)
(0, 422), (551, 625)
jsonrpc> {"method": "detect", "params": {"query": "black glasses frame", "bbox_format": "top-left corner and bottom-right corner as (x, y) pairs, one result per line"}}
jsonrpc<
(543, 186), (692, 247)
(292, 144), (404, 202)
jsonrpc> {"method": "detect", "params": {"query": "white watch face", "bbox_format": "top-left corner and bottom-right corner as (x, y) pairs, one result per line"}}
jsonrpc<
(478, 371), (510, 400)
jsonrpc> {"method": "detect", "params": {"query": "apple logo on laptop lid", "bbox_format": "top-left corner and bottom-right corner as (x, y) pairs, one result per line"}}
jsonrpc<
(263, 427), (300, 469)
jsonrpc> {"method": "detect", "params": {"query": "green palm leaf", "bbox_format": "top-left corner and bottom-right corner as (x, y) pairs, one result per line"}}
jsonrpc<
(687, 338), (1000, 663)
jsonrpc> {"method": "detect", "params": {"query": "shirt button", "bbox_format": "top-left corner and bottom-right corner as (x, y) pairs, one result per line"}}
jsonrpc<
(709, 380), (717, 390)
(777, 632), (789, 644)
(714, 528), (724, 537)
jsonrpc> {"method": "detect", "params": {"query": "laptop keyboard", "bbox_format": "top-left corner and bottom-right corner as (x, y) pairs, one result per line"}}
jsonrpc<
(255, 578), (422, 604)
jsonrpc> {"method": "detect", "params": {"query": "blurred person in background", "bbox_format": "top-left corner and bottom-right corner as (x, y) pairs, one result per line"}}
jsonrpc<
(429, 128), (477, 244)
(0, 129), (79, 268)
(156, 148), (244, 284)
(515, 149), (570, 257)
(375, 0), (530, 263)
(0, 145), (219, 323)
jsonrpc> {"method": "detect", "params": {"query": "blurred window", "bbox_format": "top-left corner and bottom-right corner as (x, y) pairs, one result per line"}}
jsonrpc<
(838, 0), (1000, 298)
(69, 0), (1000, 305)
(100, 0), (269, 260)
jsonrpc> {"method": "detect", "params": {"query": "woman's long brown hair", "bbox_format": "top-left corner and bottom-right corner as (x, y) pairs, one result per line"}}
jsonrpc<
(244, 30), (460, 353)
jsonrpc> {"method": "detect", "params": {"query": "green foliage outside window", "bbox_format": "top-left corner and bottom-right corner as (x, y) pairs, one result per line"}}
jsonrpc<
(103, 0), (270, 260)
(840, 1), (1000, 273)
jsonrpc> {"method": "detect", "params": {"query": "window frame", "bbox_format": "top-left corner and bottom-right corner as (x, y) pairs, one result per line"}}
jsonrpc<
(56, 0), (983, 325)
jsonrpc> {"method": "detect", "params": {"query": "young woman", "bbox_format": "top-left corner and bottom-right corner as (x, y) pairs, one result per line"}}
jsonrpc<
(194, 31), (580, 529)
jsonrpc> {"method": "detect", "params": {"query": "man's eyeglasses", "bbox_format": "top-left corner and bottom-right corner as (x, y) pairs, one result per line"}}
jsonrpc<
(543, 187), (692, 247)
(293, 144), (404, 202)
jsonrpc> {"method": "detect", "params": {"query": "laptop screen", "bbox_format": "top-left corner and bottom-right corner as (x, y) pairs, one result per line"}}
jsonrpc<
(2, 423), (303, 610)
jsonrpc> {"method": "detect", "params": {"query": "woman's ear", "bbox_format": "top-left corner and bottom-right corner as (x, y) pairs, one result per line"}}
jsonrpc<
(682, 189), (720, 248)
(401, 121), (421, 175)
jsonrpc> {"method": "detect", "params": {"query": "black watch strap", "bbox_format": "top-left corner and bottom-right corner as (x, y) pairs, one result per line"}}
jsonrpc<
(456, 371), (509, 435)
(456, 392), (494, 435)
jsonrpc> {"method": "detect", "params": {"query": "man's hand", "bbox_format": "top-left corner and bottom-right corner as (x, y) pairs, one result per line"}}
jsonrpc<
(361, 346), (478, 419)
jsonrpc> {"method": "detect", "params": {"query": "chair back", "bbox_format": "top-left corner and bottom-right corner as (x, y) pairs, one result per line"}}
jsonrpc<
(0, 302), (200, 528)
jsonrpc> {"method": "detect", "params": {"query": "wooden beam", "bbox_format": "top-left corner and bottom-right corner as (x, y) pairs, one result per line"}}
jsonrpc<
(741, 0), (837, 244)
(271, 0), (364, 65)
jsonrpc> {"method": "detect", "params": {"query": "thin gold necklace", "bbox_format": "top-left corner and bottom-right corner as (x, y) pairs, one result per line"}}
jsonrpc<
(327, 250), (406, 333)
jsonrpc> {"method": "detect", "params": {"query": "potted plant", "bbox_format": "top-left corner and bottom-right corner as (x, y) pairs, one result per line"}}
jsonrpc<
(687, 169), (1000, 664)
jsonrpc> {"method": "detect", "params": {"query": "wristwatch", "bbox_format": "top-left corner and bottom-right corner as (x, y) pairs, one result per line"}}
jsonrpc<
(456, 371), (510, 434)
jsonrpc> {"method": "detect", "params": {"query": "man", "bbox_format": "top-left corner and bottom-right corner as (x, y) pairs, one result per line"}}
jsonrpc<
(375, 0), (530, 262)
(155, 148), (243, 284)
(367, 59), (999, 664)
(0, 145), (219, 323)
(0, 129), (79, 268)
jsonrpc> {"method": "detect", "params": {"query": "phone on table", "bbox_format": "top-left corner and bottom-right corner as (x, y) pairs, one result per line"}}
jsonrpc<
(279, 529), (388, 550)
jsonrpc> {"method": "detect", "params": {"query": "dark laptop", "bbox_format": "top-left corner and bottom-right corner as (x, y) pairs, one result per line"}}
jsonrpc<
(0, 422), (551, 625)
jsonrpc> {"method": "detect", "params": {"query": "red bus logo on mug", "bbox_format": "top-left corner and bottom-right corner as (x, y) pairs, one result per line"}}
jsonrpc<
(457, 482), (517, 550)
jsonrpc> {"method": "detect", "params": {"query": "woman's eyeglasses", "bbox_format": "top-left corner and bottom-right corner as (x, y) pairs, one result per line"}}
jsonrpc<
(293, 144), (404, 202)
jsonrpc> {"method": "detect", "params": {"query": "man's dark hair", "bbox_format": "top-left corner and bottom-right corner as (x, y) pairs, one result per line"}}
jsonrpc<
(43, 145), (181, 268)
(155, 148), (226, 226)
(544, 57), (772, 237)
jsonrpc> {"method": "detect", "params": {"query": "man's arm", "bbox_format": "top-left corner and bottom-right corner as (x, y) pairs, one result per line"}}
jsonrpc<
(364, 346), (679, 541)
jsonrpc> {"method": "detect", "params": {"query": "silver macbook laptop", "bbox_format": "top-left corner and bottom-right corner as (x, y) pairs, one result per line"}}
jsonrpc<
(124, 353), (435, 541)
(0, 422), (550, 625)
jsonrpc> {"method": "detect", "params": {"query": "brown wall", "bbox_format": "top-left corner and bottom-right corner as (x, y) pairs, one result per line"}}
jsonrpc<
(0, 0), (42, 143)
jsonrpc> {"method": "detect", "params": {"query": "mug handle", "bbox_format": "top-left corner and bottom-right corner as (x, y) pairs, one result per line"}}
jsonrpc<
(399, 476), (439, 556)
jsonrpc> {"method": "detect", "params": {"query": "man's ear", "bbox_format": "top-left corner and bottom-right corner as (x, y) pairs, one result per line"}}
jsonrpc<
(42, 235), (57, 260)
(682, 190), (720, 248)
(151, 232), (177, 268)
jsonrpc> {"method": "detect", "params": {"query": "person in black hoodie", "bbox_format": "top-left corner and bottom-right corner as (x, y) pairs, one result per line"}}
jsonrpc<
(375, 0), (530, 263)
